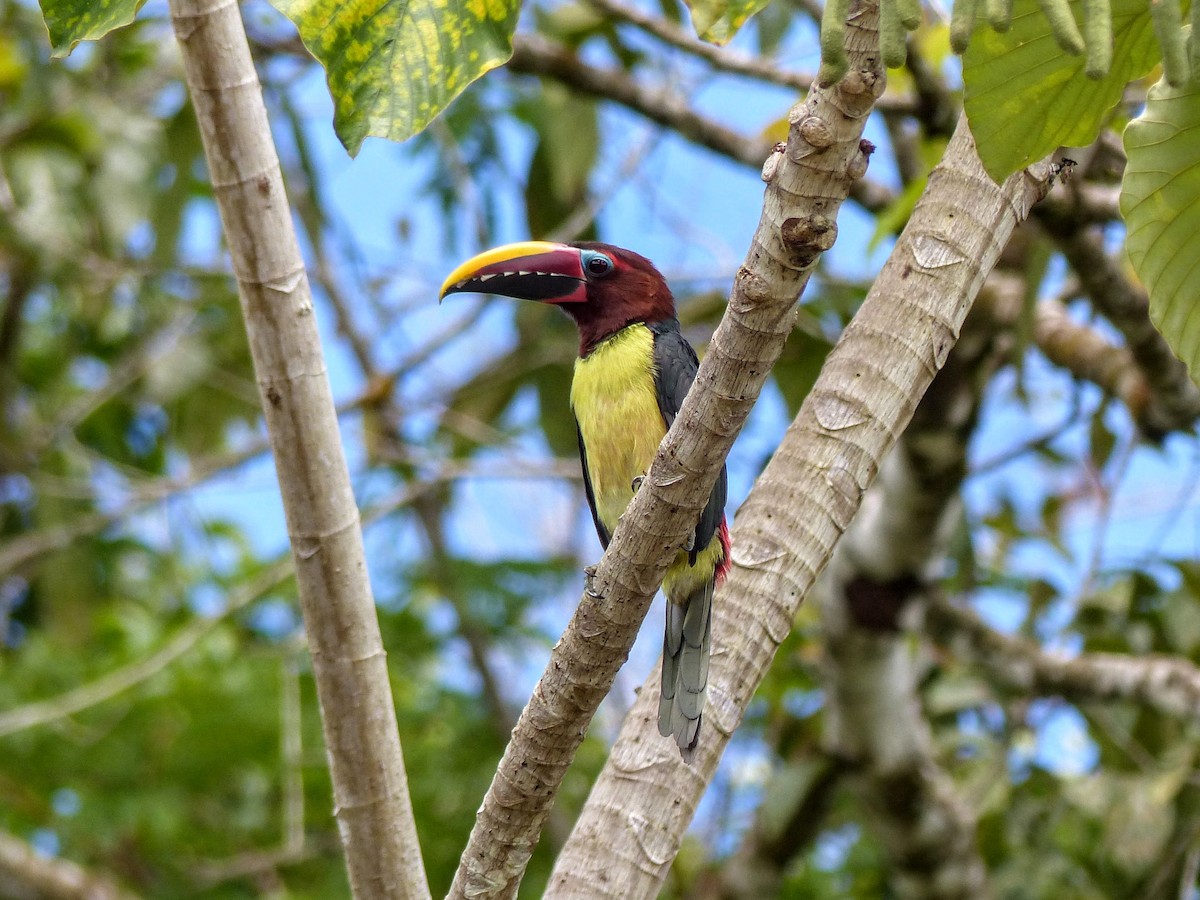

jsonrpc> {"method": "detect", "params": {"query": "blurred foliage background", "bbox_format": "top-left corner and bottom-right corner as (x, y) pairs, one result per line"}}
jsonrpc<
(3, 0), (1200, 896)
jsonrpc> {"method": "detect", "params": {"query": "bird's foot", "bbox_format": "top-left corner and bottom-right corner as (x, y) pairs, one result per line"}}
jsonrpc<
(684, 532), (695, 553)
(584, 565), (603, 599)
(631, 475), (645, 493)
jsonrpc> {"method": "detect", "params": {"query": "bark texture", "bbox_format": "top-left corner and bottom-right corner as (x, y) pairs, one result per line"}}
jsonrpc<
(167, 3), (429, 897)
(812, 275), (1022, 900)
(547, 116), (1055, 899)
(446, 4), (887, 897)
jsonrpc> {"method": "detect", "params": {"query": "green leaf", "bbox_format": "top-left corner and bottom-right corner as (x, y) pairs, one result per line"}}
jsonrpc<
(37, 0), (146, 58)
(525, 83), (599, 240)
(963, 0), (1160, 181)
(684, 0), (772, 43)
(271, 0), (521, 154)
(1122, 78), (1200, 388)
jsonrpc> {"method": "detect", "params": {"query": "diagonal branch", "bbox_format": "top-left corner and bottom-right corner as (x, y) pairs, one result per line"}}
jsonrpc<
(547, 116), (1056, 899)
(1032, 297), (1164, 434)
(810, 267), (1022, 899)
(926, 596), (1200, 723)
(447, 6), (890, 897)
(167, 1), (429, 896)
(583, 0), (911, 117)
(506, 33), (895, 213)
(509, 32), (769, 167)
(707, 264), (1024, 899)
(1035, 207), (1200, 435)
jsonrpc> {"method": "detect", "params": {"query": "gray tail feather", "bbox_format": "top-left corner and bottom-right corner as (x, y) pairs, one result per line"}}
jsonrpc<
(658, 578), (714, 763)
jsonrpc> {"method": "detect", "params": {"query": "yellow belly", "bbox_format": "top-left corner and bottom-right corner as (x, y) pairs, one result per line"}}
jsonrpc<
(571, 324), (665, 533)
(571, 324), (720, 602)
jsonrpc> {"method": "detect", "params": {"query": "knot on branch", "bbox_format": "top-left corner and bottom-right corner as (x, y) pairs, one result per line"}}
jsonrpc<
(780, 215), (838, 269)
(838, 68), (884, 103)
(847, 139), (875, 181)
(734, 266), (773, 308)
(799, 116), (834, 150)
(786, 108), (834, 162)
(761, 143), (787, 183)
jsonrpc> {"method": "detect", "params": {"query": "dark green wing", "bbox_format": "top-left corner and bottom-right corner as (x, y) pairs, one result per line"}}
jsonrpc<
(650, 319), (727, 563)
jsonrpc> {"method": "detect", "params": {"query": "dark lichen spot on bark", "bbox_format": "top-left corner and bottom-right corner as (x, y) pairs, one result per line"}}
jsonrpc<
(844, 573), (920, 632)
(780, 215), (838, 269)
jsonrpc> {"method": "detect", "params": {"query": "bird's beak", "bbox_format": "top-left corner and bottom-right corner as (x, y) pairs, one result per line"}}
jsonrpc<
(439, 241), (589, 304)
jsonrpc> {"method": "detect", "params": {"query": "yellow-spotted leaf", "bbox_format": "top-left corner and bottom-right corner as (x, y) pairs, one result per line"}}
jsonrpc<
(963, 0), (1159, 182)
(38, 0), (146, 58)
(1122, 79), (1200, 387)
(685, 0), (771, 43)
(272, 0), (520, 154)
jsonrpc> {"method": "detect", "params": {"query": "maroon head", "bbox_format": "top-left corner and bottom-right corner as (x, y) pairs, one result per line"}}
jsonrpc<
(440, 240), (676, 355)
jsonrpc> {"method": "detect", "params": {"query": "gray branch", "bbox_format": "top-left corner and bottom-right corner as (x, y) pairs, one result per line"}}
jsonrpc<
(547, 113), (1055, 899)
(167, 1), (429, 896)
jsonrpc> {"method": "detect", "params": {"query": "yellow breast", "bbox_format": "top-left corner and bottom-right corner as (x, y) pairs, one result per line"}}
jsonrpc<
(571, 324), (665, 534)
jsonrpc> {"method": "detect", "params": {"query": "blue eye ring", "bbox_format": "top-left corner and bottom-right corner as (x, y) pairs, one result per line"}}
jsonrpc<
(581, 251), (614, 278)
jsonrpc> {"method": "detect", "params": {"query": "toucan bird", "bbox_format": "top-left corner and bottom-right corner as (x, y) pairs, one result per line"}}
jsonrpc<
(440, 241), (730, 761)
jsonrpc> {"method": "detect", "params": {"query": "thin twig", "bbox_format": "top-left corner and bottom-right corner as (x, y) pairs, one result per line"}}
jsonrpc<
(0, 829), (139, 900)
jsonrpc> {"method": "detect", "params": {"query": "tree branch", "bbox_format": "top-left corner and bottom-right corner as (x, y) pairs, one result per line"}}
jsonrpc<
(1035, 208), (1200, 435)
(448, 7), (890, 897)
(509, 33), (769, 168)
(1032, 297), (1162, 433)
(547, 114), (1055, 899)
(0, 830), (137, 900)
(167, 2), (428, 896)
(506, 33), (895, 213)
(811, 269), (1020, 899)
(584, 0), (914, 116)
(926, 596), (1200, 723)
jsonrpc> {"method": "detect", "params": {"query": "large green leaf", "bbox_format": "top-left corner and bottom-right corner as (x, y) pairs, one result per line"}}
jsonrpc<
(685, 0), (772, 44)
(1122, 79), (1200, 388)
(36, 0), (145, 58)
(963, 0), (1159, 182)
(272, 0), (520, 154)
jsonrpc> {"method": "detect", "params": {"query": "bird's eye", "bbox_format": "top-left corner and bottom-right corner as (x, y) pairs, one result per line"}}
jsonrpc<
(583, 252), (613, 277)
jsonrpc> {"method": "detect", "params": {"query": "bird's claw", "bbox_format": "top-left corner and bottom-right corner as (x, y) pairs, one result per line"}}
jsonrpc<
(631, 475), (645, 493)
(584, 564), (603, 598)
(685, 533), (695, 553)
